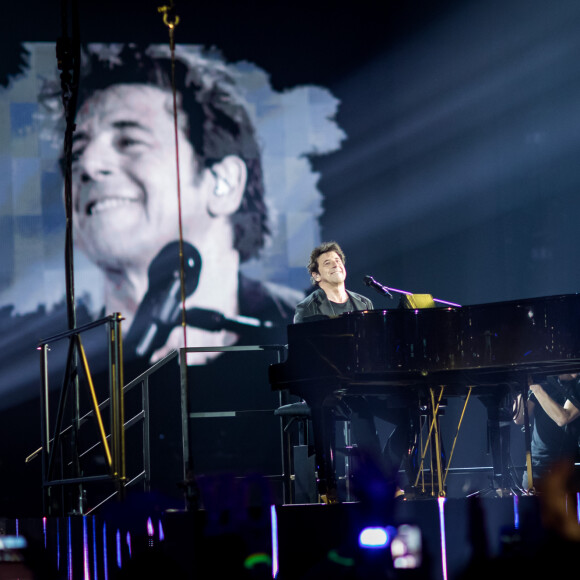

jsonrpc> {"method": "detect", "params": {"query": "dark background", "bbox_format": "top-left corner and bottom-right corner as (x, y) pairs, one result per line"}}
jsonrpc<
(2, 0), (580, 513)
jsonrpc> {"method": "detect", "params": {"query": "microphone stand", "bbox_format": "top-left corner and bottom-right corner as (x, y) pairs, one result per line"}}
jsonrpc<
(364, 275), (461, 308)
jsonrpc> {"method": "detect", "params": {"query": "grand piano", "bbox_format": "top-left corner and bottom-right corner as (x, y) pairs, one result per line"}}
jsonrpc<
(269, 294), (580, 501)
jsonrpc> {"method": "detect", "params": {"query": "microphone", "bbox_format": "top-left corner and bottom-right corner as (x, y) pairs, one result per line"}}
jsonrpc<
(125, 241), (202, 359)
(185, 308), (273, 333)
(363, 275), (394, 299)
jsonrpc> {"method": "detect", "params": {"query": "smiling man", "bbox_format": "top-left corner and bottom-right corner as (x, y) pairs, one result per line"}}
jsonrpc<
(294, 241), (416, 497)
(294, 241), (373, 322)
(70, 44), (299, 363)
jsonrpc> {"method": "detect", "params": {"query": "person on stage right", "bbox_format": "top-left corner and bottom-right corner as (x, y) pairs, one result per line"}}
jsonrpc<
(514, 373), (580, 489)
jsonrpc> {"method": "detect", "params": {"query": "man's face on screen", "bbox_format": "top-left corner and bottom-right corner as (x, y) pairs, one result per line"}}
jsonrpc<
(71, 83), (214, 272)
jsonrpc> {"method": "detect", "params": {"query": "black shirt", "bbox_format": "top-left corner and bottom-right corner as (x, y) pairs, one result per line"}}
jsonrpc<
(530, 375), (580, 470)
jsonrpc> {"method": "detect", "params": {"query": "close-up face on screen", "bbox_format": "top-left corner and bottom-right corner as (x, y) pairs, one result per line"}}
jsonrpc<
(0, 41), (346, 378)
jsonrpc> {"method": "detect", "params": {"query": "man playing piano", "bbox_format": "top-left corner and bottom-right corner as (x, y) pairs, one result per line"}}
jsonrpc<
(294, 241), (413, 497)
(294, 241), (373, 323)
(514, 373), (580, 489)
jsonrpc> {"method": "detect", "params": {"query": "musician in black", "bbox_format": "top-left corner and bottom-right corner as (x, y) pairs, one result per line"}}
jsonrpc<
(294, 241), (373, 322)
(295, 241), (413, 494)
(514, 373), (580, 489)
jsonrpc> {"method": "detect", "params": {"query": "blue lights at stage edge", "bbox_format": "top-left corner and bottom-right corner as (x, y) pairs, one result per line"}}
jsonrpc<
(358, 525), (397, 549)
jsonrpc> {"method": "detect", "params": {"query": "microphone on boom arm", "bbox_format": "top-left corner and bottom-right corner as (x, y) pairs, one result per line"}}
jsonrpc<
(363, 275), (394, 299)
(125, 241), (275, 361)
(125, 241), (202, 360)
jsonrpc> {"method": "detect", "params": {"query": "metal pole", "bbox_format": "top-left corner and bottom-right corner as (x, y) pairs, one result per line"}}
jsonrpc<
(109, 313), (126, 499)
(39, 343), (50, 514)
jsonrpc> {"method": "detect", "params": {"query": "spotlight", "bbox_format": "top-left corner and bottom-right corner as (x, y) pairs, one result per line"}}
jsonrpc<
(358, 526), (397, 549)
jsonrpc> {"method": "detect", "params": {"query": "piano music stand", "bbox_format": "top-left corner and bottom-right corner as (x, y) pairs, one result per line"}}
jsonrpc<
(400, 293), (437, 310)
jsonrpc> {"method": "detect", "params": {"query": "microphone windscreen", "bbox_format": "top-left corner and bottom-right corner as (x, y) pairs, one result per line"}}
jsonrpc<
(147, 241), (202, 297)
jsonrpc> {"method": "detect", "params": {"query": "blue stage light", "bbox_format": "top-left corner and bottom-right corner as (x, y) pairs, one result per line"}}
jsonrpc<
(358, 526), (396, 549)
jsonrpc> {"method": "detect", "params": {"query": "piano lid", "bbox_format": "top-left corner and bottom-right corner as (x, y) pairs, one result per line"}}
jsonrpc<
(270, 293), (580, 389)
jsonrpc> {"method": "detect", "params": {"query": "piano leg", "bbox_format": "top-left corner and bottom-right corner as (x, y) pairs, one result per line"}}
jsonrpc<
(487, 414), (515, 491)
(521, 379), (534, 492)
(478, 388), (522, 495)
(402, 410), (421, 488)
(429, 388), (446, 495)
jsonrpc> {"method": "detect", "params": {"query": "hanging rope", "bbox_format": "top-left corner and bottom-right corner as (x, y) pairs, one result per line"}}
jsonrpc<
(157, 2), (189, 354)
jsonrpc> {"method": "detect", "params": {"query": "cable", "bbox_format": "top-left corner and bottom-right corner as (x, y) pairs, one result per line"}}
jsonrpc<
(157, 2), (189, 353)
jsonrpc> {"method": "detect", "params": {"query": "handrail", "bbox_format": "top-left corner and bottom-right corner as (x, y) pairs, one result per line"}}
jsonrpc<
(27, 349), (179, 463)
(38, 313), (126, 515)
(37, 314), (117, 345)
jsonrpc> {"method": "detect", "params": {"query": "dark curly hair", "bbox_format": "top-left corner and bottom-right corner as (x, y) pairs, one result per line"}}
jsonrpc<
(74, 44), (268, 262)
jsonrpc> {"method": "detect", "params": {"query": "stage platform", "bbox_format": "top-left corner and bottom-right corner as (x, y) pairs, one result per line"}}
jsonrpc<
(0, 494), (564, 580)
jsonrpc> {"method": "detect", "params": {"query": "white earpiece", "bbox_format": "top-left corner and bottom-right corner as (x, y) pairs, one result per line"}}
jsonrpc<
(214, 176), (230, 196)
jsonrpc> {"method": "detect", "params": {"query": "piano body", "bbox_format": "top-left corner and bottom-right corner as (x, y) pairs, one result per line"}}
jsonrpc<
(269, 294), (580, 501)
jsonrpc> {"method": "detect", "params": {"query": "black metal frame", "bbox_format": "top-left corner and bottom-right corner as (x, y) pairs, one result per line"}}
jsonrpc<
(35, 316), (180, 515)
(178, 344), (287, 509)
